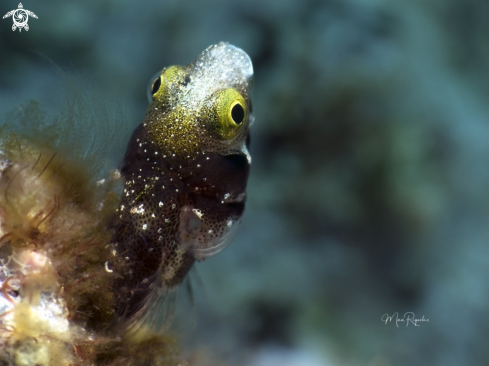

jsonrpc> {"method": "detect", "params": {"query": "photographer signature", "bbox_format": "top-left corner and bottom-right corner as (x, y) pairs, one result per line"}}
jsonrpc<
(381, 312), (429, 327)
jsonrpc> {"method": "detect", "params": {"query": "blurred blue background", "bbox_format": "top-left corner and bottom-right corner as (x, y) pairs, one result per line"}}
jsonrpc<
(1, 1), (488, 365)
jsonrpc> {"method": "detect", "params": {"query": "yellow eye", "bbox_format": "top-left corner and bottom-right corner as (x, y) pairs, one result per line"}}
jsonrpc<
(213, 88), (247, 140)
(230, 101), (245, 125)
(147, 71), (162, 103)
(150, 75), (161, 95)
(147, 65), (186, 103)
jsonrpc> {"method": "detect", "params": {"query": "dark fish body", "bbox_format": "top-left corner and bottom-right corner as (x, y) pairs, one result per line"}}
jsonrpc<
(111, 43), (253, 326)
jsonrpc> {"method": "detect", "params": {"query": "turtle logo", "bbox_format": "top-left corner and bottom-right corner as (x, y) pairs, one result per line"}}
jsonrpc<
(3, 3), (38, 32)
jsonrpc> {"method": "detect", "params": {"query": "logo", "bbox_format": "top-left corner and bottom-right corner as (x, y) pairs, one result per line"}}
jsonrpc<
(3, 3), (38, 32)
(381, 312), (430, 327)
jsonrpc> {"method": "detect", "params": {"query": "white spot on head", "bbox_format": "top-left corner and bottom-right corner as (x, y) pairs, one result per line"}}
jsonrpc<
(105, 261), (113, 273)
(130, 204), (145, 214)
(192, 208), (204, 219)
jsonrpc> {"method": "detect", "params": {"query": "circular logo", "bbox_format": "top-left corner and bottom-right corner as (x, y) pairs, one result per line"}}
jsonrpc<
(12, 9), (28, 29)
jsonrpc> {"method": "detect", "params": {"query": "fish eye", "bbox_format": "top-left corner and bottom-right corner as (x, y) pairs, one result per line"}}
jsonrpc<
(147, 66), (186, 103)
(151, 77), (161, 95)
(230, 102), (245, 124)
(211, 88), (247, 140)
(147, 70), (163, 103)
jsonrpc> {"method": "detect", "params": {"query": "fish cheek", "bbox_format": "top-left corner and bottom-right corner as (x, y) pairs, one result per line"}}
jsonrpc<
(179, 194), (245, 260)
(189, 150), (250, 199)
(179, 151), (250, 259)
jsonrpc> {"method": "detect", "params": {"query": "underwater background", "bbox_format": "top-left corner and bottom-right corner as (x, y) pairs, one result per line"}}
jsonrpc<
(0, 0), (487, 365)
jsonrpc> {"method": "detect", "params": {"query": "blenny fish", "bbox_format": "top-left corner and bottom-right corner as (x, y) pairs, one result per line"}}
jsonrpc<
(111, 42), (253, 328)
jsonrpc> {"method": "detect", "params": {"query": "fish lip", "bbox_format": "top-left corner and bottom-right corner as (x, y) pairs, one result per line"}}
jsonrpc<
(219, 192), (246, 204)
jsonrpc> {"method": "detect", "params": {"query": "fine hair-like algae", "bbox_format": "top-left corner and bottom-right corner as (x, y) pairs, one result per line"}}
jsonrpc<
(0, 70), (181, 366)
